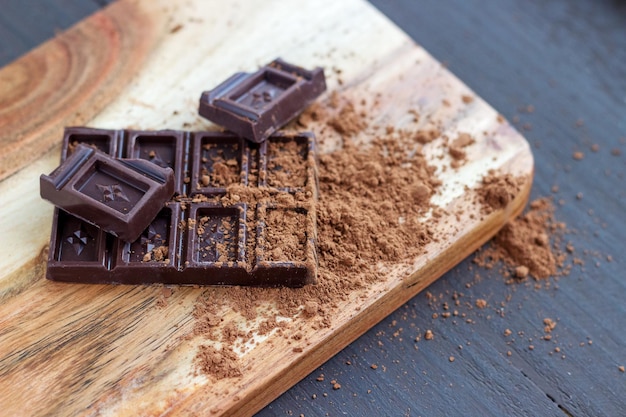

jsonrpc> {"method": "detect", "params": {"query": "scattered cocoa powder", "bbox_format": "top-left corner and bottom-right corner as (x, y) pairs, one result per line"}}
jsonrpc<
(543, 318), (557, 333)
(448, 132), (475, 166)
(415, 128), (441, 144)
(474, 197), (570, 280)
(476, 171), (523, 214)
(326, 92), (367, 136)
(195, 345), (242, 379)
(265, 208), (307, 262)
(188, 89), (577, 384)
(142, 245), (169, 262)
(192, 99), (441, 376)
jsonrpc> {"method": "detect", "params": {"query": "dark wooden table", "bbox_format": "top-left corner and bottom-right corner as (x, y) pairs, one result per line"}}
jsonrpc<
(2, 1), (624, 415)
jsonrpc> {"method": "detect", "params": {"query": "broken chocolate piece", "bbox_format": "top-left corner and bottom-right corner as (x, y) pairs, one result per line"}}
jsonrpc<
(45, 127), (318, 287)
(40, 144), (175, 242)
(198, 58), (326, 143)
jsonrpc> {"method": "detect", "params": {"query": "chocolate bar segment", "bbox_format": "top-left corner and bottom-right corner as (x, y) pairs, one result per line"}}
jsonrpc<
(41, 144), (175, 242)
(47, 208), (111, 282)
(254, 204), (317, 286)
(184, 203), (250, 284)
(199, 58), (326, 143)
(109, 204), (182, 284)
(190, 133), (247, 195)
(126, 130), (188, 195)
(63, 126), (120, 160)
(45, 128), (318, 287)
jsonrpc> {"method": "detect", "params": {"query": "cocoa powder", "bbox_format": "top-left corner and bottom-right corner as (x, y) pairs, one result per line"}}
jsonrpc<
(474, 197), (569, 280)
(477, 171), (523, 214)
(192, 93), (441, 377)
(191, 91), (557, 381)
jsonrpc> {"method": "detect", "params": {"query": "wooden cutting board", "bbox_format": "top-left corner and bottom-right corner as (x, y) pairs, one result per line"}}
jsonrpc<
(0, 0), (533, 415)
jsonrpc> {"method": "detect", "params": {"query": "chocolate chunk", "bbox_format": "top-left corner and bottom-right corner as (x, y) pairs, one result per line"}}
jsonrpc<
(198, 58), (326, 143)
(45, 127), (318, 287)
(40, 144), (175, 242)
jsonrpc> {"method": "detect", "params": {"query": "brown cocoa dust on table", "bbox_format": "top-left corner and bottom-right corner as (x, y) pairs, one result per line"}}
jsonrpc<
(190, 91), (570, 381)
(474, 197), (571, 280)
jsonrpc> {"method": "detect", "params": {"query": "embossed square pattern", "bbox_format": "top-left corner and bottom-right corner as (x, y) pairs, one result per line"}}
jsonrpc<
(46, 127), (318, 287)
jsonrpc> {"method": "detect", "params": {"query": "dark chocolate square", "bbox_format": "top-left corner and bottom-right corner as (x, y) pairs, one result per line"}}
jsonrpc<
(126, 130), (187, 195)
(46, 208), (111, 282)
(41, 144), (175, 242)
(62, 127), (120, 160)
(199, 58), (326, 143)
(110, 204), (181, 284)
(190, 132), (247, 195)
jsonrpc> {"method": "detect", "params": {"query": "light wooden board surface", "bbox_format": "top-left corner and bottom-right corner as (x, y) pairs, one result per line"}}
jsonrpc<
(0, 1), (533, 416)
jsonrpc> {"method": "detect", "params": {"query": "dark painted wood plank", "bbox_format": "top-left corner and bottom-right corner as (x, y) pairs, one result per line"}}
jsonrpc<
(1, 1), (624, 416)
(0, 0), (105, 65)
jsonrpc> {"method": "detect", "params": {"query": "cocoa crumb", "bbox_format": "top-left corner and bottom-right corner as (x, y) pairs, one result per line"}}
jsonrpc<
(415, 128), (441, 144)
(514, 265), (529, 279)
(303, 301), (318, 317)
(195, 345), (242, 379)
(476, 171), (523, 213)
(572, 151), (584, 160)
(142, 245), (169, 262)
(543, 318), (557, 333)
(162, 287), (173, 299)
(475, 299), (487, 309)
(424, 330), (434, 340)
(327, 94), (367, 136)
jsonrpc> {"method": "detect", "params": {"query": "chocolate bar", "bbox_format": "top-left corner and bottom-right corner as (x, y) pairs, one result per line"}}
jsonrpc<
(46, 127), (318, 287)
(40, 144), (175, 242)
(199, 58), (326, 143)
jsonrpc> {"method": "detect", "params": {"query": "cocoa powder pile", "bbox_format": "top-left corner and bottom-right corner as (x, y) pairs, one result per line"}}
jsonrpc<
(474, 196), (570, 280)
(190, 91), (571, 381)
(477, 171), (524, 214)
(192, 94), (443, 377)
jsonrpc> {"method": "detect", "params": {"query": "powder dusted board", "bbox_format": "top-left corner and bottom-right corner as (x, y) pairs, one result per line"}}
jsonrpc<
(0, 1), (533, 416)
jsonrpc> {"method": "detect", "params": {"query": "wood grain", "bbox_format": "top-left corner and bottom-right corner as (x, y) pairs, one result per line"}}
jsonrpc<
(0, 1), (534, 416)
(0, 0), (161, 182)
